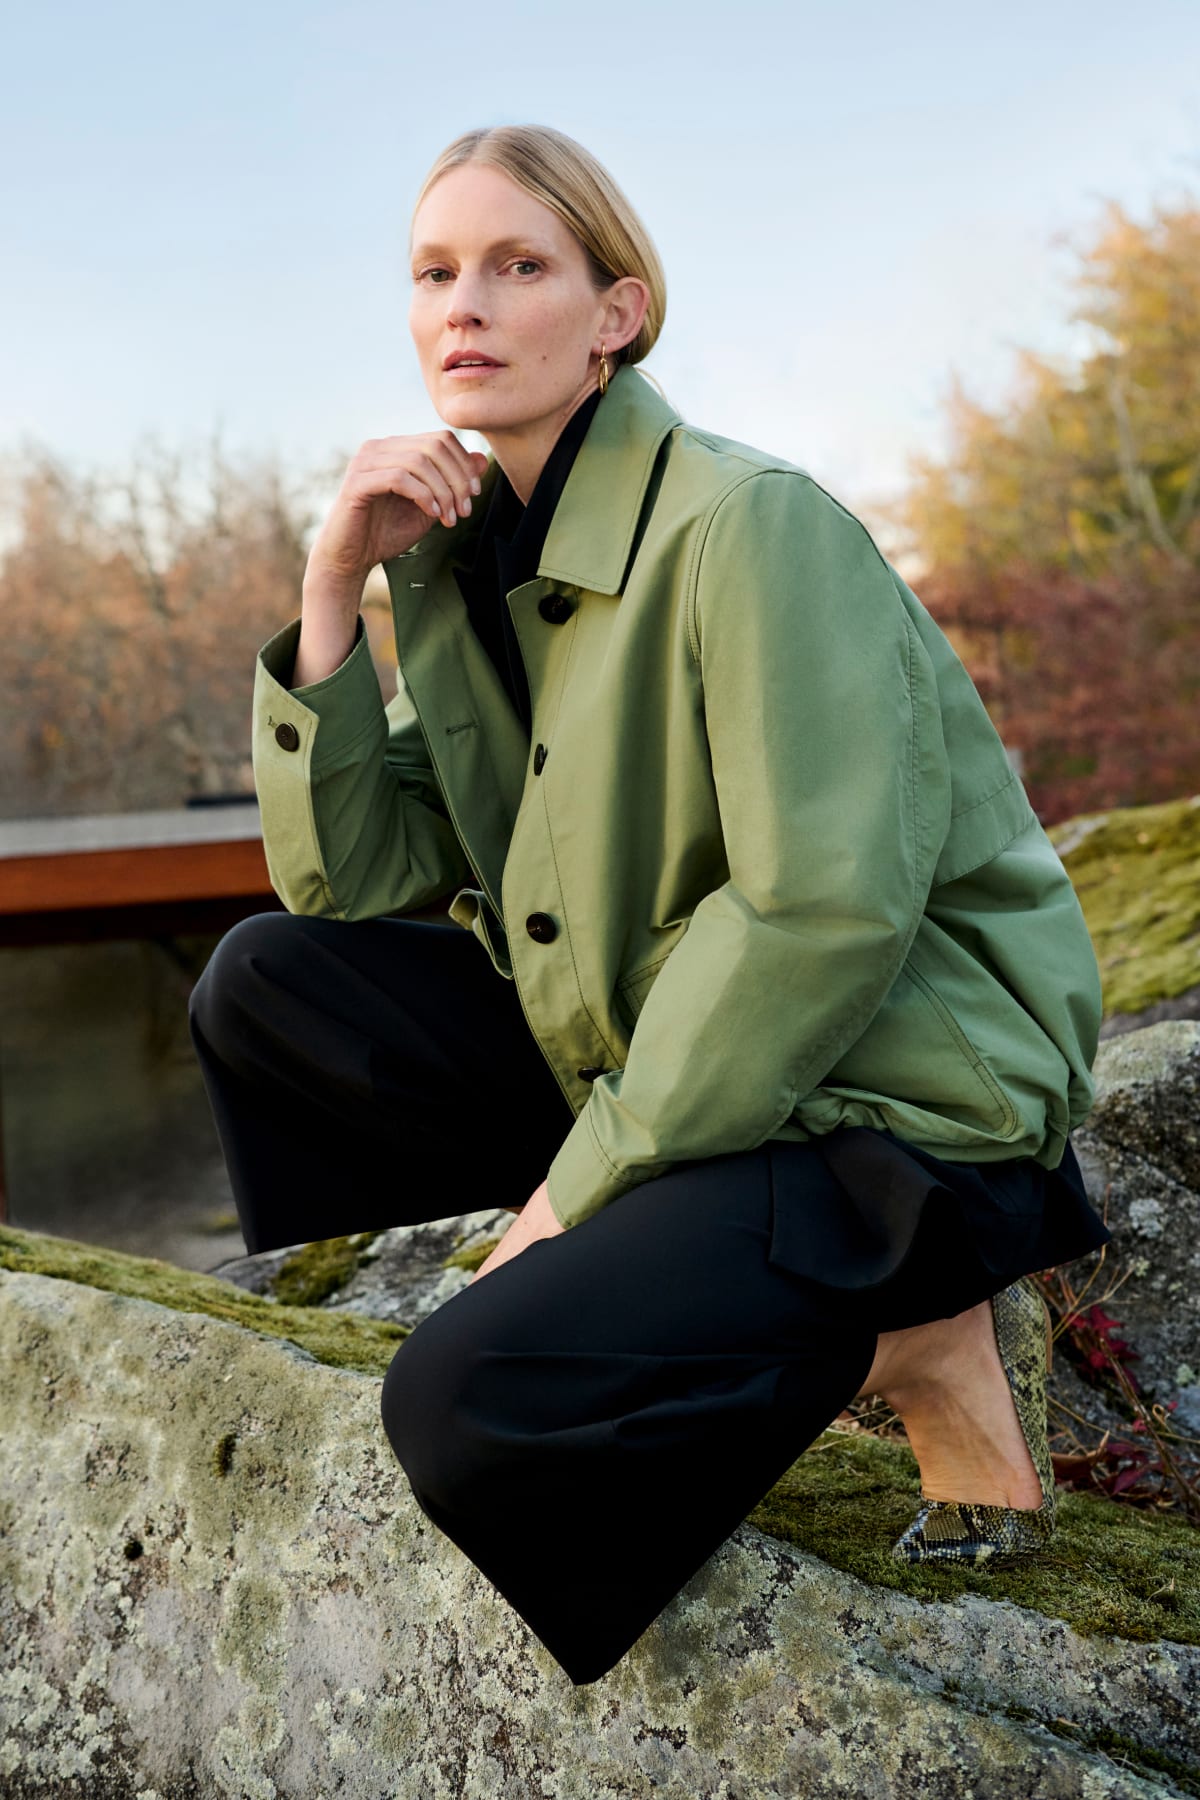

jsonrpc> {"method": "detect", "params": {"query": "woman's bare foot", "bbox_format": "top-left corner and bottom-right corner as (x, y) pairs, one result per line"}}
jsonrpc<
(856, 1300), (1045, 1510)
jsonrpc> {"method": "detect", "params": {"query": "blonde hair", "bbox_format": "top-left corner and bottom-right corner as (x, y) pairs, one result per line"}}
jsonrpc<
(410, 124), (667, 369)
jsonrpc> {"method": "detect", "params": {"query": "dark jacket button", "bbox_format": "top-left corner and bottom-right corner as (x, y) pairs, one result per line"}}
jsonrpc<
(275, 722), (300, 752)
(538, 594), (573, 624)
(577, 1066), (606, 1082)
(525, 912), (557, 943)
(533, 744), (548, 775)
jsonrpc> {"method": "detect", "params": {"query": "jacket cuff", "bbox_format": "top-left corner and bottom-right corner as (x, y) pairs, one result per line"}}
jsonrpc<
(256, 617), (384, 769)
(545, 1105), (639, 1229)
(252, 617), (387, 917)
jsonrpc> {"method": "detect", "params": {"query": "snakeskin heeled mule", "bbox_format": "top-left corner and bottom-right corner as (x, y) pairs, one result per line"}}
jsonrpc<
(891, 1275), (1057, 1565)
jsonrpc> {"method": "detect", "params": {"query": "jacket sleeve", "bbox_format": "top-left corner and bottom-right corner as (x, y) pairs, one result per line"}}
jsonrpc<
(545, 470), (955, 1229)
(252, 616), (472, 919)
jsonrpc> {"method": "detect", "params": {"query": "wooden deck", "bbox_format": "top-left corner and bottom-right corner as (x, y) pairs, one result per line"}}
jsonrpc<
(0, 804), (282, 947)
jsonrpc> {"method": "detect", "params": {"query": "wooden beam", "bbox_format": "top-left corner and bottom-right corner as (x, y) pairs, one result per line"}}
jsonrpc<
(0, 838), (274, 917)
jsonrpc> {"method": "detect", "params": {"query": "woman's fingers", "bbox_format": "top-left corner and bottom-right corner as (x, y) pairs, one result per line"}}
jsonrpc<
(344, 465), (446, 524)
(352, 433), (485, 523)
(308, 429), (491, 590)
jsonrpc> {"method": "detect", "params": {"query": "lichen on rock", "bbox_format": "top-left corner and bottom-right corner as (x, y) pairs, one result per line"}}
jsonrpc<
(1071, 1020), (1200, 1407)
(3, 1224), (1199, 1797)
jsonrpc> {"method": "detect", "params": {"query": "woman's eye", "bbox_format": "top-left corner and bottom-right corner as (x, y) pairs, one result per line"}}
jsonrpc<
(415, 259), (540, 284)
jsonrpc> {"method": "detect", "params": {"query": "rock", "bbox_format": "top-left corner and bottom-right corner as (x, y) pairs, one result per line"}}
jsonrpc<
(1048, 792), (1200, 1028)
(1071, 1022), (1200, 1402)
(1081, 1021), (1200, 1194)
(210, 1208), (512, 1327)
(2, 1229), (1198, 1799)
(330, 1209), (511, 1326)
(1176, 1385), (1200, 1438)
(1099, 983), (1200, 1043)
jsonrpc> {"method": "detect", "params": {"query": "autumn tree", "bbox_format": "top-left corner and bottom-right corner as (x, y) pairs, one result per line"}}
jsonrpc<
(894, 198), (1200, 823)
(0, 438), (398, 820)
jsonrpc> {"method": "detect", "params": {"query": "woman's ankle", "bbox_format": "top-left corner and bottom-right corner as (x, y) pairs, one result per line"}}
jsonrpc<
(853, 1304), (989, 1410)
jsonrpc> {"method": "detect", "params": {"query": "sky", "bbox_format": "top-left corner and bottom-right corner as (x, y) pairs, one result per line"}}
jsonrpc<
(2, 0), (1199, 524)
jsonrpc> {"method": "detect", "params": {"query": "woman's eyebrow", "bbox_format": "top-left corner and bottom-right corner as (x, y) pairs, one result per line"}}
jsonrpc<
(410, 236), (553, 265)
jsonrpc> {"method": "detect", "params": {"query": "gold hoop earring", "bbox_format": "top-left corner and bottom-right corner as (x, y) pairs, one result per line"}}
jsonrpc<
(598, 343), (610, 395)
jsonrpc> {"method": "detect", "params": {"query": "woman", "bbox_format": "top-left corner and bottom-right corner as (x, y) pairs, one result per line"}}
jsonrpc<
(190, 123), (1112, 1686)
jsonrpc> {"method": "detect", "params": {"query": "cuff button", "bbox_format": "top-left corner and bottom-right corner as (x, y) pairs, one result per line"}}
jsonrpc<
(275, 722), (300, 752)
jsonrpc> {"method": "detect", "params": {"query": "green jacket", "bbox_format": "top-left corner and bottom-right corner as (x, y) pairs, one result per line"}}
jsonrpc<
(252, 363), (1103, 1230)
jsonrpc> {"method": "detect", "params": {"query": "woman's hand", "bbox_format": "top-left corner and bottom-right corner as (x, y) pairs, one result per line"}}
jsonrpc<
(309, 430), (490, 584)
(294, 431), (490, 686)
(470, 1179), (565, 1282)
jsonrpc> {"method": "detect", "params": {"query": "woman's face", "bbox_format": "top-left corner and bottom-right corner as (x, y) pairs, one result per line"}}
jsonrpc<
(409, 162), (643, 440)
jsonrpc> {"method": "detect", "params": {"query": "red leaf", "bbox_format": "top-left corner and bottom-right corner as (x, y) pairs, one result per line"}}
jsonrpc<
(1111, 1464), (1153, 1495)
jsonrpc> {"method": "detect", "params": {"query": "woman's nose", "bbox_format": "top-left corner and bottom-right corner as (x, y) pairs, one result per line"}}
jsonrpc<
(446, 274), (488, 330)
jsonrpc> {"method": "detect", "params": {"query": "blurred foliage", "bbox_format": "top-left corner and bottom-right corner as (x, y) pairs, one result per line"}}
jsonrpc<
(894, 199), (1200, 824)
(0, 437), (310, 816)
(0, 438), (395, 820)
(899, 200), (1200, 577)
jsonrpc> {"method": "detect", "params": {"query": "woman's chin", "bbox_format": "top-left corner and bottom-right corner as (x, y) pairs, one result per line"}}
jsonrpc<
(435, 392), (524, 434)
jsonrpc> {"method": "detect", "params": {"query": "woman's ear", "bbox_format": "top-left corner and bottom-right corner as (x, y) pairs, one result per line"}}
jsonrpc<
(601, 275), (651, 356)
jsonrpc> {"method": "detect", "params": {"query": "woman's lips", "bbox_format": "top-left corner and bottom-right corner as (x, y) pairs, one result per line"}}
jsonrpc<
(444, 362), (505, 377)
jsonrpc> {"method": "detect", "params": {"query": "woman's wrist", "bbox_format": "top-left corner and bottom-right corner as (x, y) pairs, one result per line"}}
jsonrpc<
(294, 574), (365, 687)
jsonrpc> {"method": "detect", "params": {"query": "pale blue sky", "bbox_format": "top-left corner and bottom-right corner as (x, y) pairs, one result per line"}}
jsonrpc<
(2, 0), (1198, 515)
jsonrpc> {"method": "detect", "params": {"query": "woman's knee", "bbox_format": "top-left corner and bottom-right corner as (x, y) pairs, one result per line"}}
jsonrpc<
(380, 1314), (500, 1512)
(188, 910), (316, 1062)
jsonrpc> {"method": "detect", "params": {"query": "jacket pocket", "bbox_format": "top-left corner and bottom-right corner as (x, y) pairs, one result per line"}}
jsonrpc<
(614, 953), (673, 1034)
(819, 949), (1020, 1139)
(901, 962), (1020, 1135)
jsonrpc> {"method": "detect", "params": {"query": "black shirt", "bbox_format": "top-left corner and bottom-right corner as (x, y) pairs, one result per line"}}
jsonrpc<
(452, 387), (604, 734)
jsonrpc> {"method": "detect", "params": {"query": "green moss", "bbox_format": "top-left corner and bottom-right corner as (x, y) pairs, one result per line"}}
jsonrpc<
(750, 1426), (1200, 1647)
(0, 1224), (407, 1377)
(1048, 794), (1200, 1019)
(442, 1235), (503, 1273)
(272, 1233), (380, 1307)
(1059, 1723), (1200, 1797)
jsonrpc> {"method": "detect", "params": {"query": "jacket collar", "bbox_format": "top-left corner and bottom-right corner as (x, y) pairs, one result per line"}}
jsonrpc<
(534, 363), (681, 595)
(422, 362), (681, 599)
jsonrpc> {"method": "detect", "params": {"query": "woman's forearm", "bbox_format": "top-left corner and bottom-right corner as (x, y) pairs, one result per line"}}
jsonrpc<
(293, 574), (365, 688)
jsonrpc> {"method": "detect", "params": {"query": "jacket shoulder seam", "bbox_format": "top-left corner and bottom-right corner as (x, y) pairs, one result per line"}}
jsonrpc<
(685, 469), (787, 665)
(684, 467), (896, 666)
(949, 767), (1024, 823)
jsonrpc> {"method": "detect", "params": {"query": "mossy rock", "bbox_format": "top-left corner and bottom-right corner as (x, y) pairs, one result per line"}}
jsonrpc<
(2, 1222), (1195, 1651)
(272, 1232), (381, 1306)
(6, 1259), (1195, 1798)
(1049, 792), (1200, 1020)
(749, 1425), (1200, 1648)
(442, 1234), (503, 1274)
(0, 1223), (408, 1377)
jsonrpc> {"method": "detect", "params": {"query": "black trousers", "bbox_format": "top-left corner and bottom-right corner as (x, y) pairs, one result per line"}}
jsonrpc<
(189, 912), (1031, 1685)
